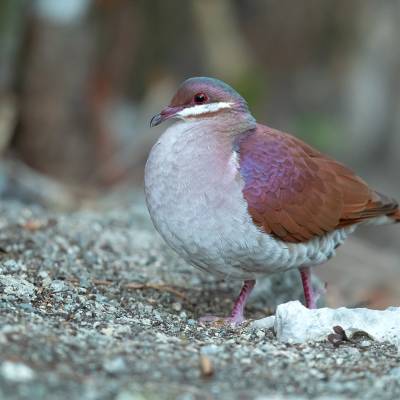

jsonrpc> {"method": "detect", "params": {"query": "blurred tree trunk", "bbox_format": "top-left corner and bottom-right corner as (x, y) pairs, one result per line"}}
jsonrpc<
(14, 0), (143, 187)
(343, 1), (400, 170)
(192, 0), (252, 80)
(0, 0), (27, 155)
(88, 0), (139, 185)
(15, 0), (96, 185)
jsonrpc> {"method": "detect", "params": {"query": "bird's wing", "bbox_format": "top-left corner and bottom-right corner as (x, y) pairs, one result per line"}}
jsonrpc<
(237, 124), (398, 243)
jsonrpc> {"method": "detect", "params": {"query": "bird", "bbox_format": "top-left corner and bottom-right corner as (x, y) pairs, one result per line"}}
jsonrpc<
(145, 76), (400, 325)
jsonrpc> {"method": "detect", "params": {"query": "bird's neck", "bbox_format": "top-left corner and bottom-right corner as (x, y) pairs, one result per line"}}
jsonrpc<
(209, 111), (256, 136)
(157, 114), (254, 188)
(174, 111), (256, 149)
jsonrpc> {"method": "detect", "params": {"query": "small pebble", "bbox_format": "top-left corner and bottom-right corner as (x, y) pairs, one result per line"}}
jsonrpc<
(1, 361), (35, 382)
(172, 302), (182, 312)
(201, 344), (220, 355)
(104, 357), (126, 374)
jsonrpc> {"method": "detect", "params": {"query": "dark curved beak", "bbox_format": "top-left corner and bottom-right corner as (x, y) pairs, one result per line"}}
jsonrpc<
(149, 106), (183, 127)
(149, 113), (163, 127)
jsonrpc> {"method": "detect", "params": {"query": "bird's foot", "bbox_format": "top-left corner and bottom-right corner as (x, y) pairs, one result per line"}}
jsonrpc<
(198, 280), (255, 327)
(199, 314), (245, 327)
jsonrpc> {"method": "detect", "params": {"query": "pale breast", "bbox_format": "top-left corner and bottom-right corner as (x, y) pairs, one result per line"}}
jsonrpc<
(145, 121), (354, 280)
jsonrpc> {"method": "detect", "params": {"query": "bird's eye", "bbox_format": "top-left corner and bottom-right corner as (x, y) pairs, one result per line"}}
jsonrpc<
(193, 93), (208, 104)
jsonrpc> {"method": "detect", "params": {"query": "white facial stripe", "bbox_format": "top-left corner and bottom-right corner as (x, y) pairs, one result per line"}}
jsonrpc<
(176, 102), (233, 118)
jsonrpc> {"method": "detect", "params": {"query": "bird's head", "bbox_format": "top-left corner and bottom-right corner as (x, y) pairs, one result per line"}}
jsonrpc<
(150, 77), (252, 127)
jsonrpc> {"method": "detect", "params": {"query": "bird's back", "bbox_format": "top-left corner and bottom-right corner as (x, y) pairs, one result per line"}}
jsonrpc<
(237, 124), (400, 243)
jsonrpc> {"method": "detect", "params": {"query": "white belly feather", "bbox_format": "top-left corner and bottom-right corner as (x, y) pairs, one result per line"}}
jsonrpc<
(145, 120), (354, 280)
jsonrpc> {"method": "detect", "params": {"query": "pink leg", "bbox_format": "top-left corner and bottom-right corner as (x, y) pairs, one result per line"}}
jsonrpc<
(230, 279), (256, 323)
(299, 267), (317, 309)
(200, 280), (256, 326)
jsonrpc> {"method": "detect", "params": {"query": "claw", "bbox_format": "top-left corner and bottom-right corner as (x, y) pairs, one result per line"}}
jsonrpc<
(199, 314), (244, 327)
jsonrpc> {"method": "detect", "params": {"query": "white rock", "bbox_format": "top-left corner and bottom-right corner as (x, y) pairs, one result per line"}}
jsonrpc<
(1, 361), (35, 382)
(252, 301), (400, 348)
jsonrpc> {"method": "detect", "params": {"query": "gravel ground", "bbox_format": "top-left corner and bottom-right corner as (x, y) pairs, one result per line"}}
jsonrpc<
(0, 194), (399, 400)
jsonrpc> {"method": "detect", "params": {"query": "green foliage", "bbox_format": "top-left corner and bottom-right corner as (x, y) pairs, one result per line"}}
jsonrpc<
(233, 69), (268, 112)
(292, 113), (343, 153)
(0, 0), (26, 34)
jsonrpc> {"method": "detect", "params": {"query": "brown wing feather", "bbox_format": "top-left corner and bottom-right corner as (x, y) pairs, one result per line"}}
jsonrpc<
(238, 125), (399, 243)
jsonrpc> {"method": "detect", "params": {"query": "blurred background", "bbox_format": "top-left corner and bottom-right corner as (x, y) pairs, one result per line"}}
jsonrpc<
(0, 0), (399, 306)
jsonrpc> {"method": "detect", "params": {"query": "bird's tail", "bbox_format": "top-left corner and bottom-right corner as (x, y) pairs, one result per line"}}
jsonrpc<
(370, 191), (400, 223)
(393, 208), (400, 222)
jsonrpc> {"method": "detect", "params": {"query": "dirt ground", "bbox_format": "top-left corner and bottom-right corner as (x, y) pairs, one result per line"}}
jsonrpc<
(0, 194), (399, 400)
